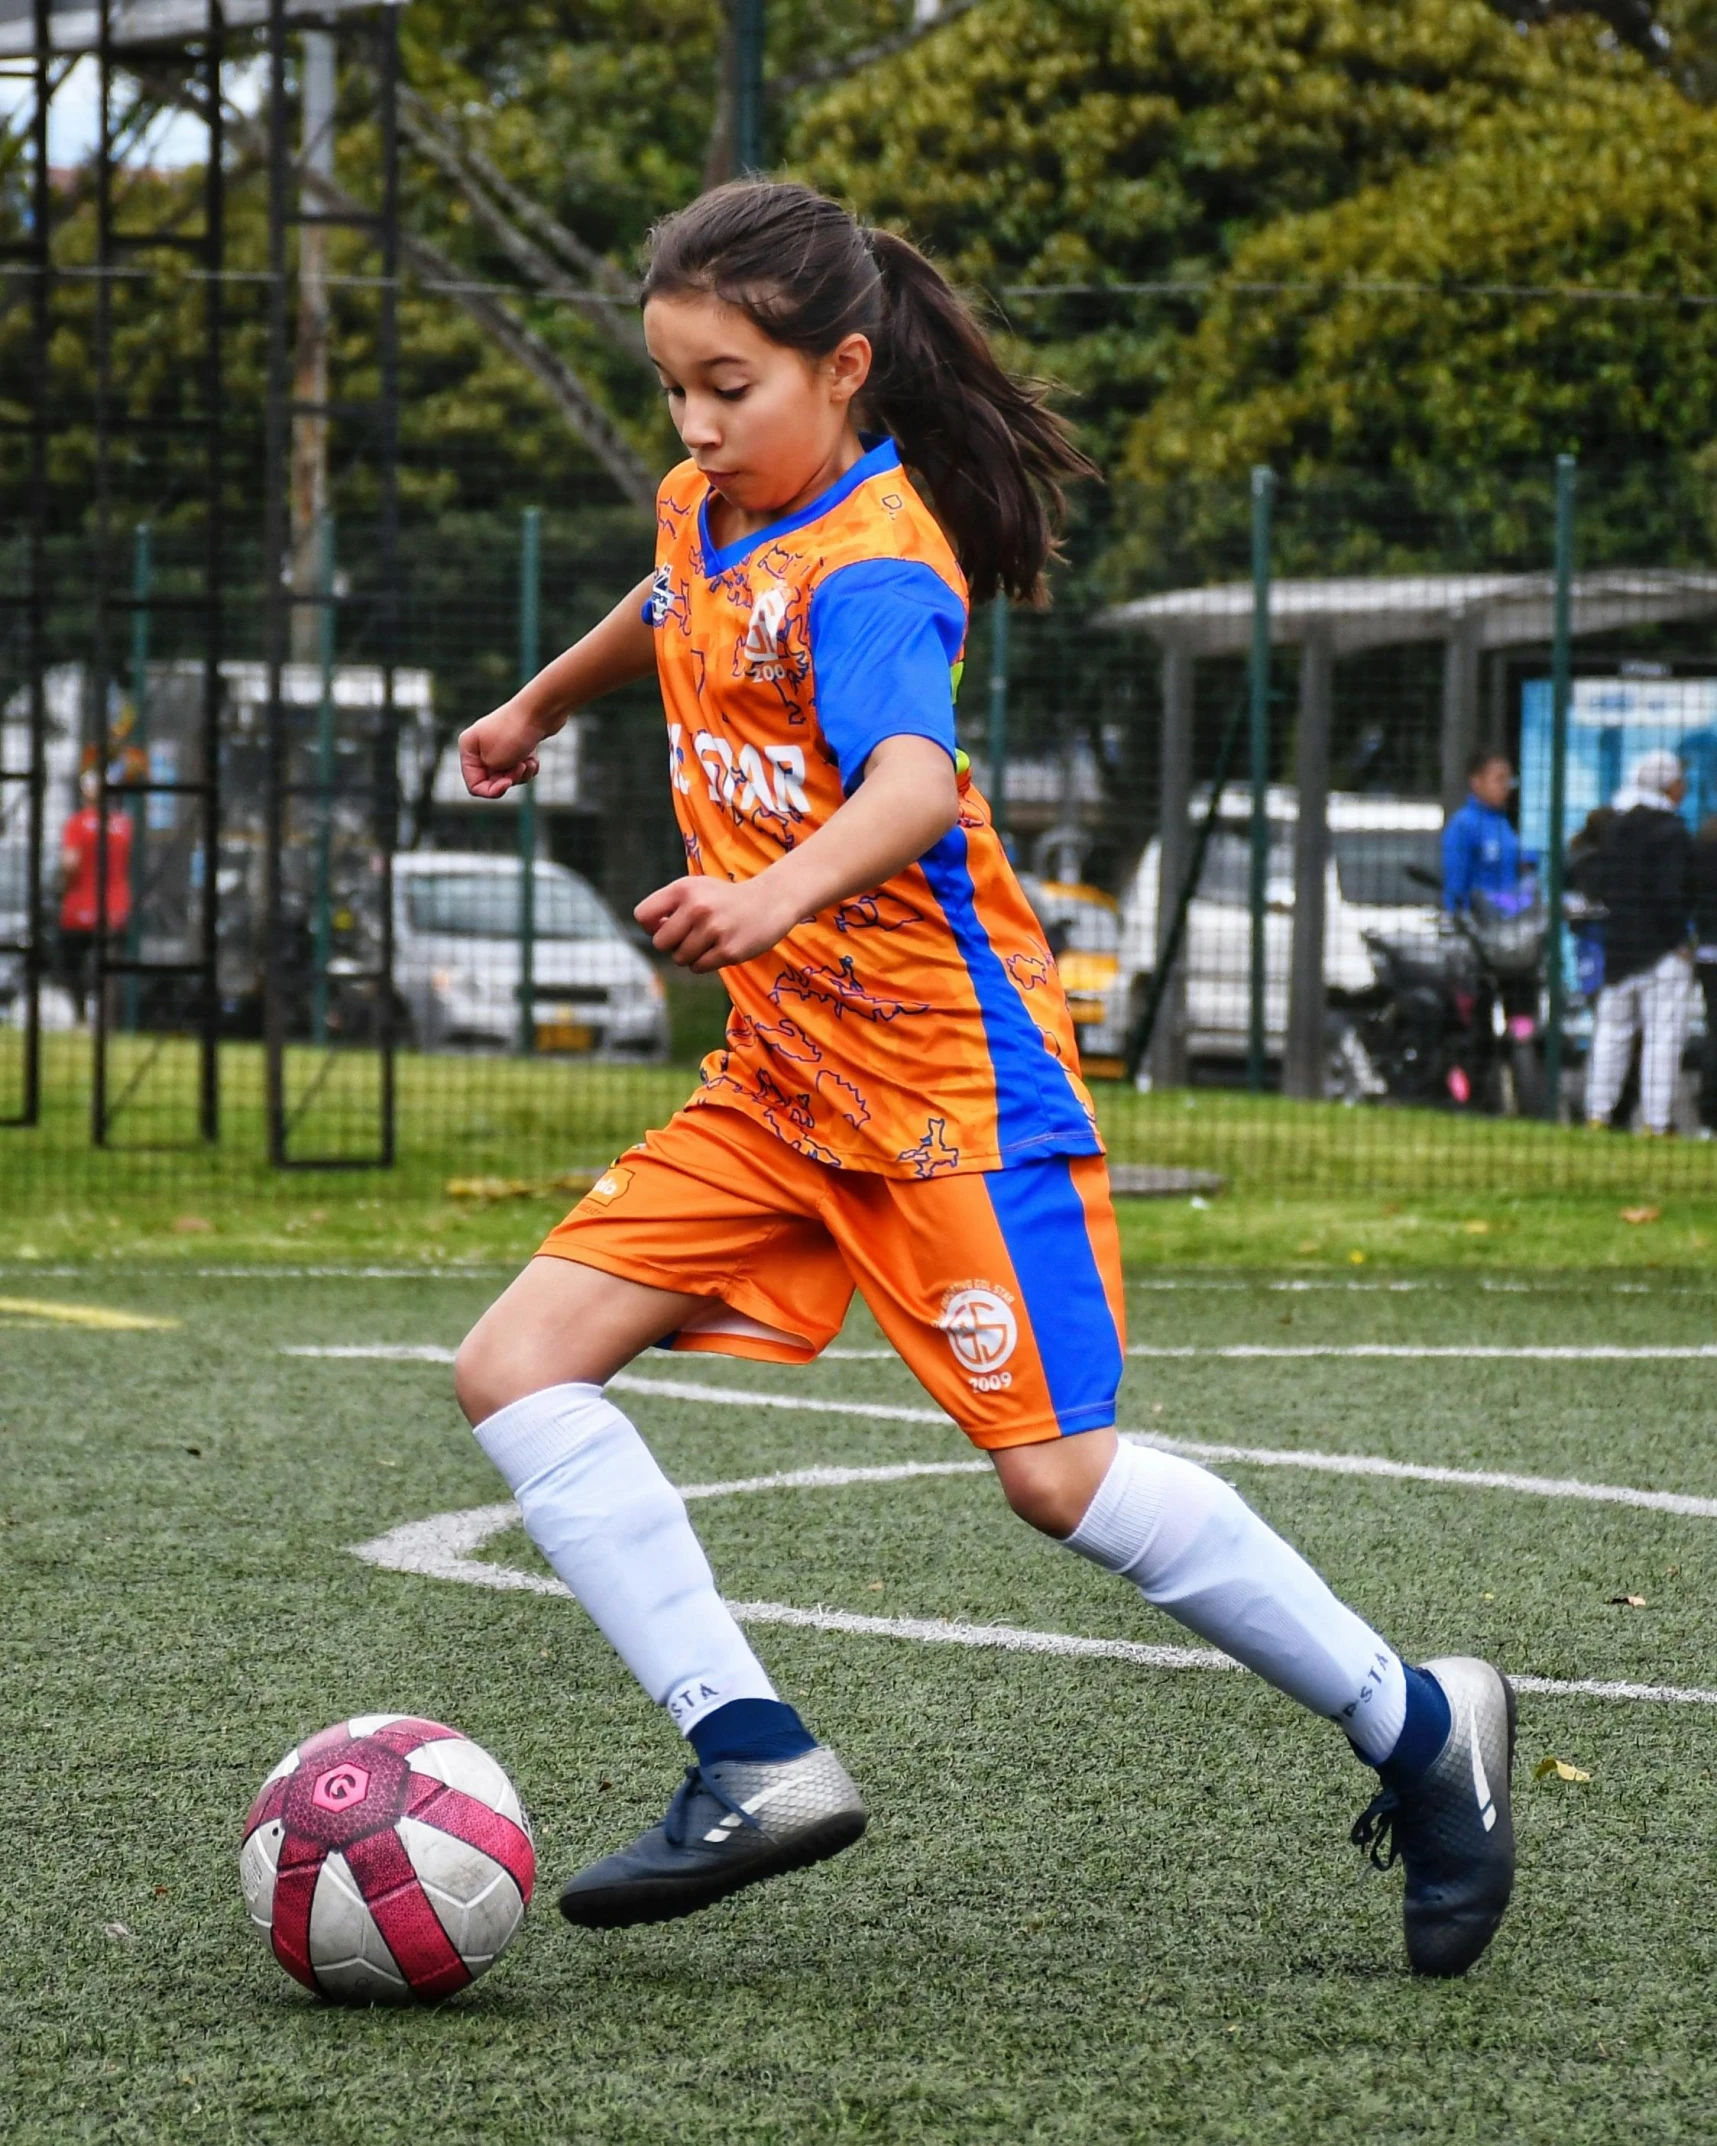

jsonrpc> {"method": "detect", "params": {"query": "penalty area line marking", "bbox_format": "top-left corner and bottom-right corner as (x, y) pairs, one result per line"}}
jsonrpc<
(0, 1295), (179, 1331)
(282, 1347), (1717, 1522)
(343, 1502), (1717, 1711)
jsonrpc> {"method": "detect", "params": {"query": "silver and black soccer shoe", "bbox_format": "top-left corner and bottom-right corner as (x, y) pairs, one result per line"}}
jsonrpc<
(559, 1745), (868, 1930)
(1351, 1655), (1517, 1977)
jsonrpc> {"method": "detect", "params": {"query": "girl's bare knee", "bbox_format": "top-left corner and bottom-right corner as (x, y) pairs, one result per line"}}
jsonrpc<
(999, 1469), (1086, 1539)
(453, 1323), (510, 1426)
(992, 1427), (1118, 1540)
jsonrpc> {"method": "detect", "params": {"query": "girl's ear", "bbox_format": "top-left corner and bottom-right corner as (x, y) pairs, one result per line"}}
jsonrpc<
(826, 333), (873, 408)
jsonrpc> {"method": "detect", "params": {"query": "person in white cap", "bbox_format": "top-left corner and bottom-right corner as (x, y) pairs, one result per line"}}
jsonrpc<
(1583, 748), (1694, 1134)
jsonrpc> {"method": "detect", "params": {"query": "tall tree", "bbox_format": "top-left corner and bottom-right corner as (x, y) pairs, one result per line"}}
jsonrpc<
(790, 0), (1717, 577)
(1114, 57), (1717, 576)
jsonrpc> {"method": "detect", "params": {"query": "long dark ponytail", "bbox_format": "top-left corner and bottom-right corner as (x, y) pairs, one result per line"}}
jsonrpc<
(640, 181), (1096, 607)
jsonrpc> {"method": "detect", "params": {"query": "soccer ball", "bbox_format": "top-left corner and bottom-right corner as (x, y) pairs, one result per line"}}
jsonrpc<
(240, 1714), (534, 2002)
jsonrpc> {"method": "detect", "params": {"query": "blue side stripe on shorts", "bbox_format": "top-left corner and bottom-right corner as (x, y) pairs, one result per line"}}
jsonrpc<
(983, 1158), (1122, 1435)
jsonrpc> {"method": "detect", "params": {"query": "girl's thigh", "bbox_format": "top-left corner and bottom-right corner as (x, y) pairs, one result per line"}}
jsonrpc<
(455, 1256), (708, 1420)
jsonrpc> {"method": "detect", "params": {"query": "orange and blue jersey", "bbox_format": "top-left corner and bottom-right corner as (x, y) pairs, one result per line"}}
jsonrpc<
(647, 435), (1101, 1178)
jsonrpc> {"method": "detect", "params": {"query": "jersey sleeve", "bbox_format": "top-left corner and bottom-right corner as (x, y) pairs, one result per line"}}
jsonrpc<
(807, 559), (965, 789)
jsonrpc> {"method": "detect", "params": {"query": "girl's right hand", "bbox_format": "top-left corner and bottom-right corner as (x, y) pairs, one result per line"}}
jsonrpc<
(458, 700), (552, 798)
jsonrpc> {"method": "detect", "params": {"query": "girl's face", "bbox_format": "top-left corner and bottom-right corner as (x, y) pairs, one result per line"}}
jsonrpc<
(643, 291), (871, 522)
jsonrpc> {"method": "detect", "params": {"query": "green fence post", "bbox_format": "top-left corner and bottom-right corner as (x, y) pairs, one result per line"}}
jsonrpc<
(310, 512), (337, 1045)
(1247, 465), (1276, 1096)
(124, 523), (150, 1033)
(517, 506), (541, 1057)
(988, 595), (1010, 847)
(734, 0), (765, 173)
(1543, 452), (1576, 1121)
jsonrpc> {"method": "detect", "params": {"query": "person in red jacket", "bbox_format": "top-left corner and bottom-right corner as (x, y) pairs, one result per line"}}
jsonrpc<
(56, 769), (132, 1023)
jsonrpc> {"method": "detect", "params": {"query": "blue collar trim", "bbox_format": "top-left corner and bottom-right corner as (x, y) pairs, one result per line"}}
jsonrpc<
(698, 436), (900, 579)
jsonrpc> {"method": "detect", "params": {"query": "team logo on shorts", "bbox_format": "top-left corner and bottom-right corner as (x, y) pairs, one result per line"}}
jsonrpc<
(584, 1166), (633, 1205)
(939, 1283), (1018, 1378)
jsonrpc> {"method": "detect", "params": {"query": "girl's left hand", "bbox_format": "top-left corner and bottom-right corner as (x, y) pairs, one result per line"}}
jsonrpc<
(636, 874), (797, 972)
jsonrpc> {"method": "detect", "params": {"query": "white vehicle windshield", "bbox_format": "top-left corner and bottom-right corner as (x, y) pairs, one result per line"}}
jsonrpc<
(1188, 827), (1443, 908)
(1332, 831), (1444, 907)
(405, 869), (616, 941)
(1194, 829), (1295, 904)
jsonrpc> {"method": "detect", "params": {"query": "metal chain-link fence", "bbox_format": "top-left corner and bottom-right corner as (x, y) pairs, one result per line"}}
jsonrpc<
(5, 458), (1717, 1222)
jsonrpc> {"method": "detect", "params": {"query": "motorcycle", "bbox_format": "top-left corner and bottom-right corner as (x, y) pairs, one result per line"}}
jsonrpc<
(1334, 874), (1548, 1115)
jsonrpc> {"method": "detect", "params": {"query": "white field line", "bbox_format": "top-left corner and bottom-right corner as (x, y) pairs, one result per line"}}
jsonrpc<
(282, 1347), (1717, 1521)
(679, 1459), (987, 1498)
(1126, 1278), (1717, 1295)
(283, 1341), (1717, 1368)
(286, 1343), (458, 1361)
(1126, 1344), (1717, 1360)
(344, 1502), (1717, 1710)
(613, 1370), (949, 1424)
(4, 1266), (1707, 1294)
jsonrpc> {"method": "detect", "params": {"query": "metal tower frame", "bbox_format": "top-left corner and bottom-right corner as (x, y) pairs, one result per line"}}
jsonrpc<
(0, 0), (404, 1166)
(88, 0), (226, 1149)
(0, 0), (53, 1128)
(261, 0), (401, 1168)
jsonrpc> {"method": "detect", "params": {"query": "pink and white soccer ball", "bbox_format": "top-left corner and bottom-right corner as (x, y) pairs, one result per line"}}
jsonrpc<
(240, 1715), (534, 2002)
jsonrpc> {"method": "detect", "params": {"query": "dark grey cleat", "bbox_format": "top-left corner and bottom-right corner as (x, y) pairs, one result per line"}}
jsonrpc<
(1351, 1656), (1517, 1977)
(560, 1746), (867, 1930)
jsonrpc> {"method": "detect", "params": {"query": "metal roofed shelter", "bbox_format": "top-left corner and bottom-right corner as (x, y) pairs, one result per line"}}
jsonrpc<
(1096, 570), (1717, 1096)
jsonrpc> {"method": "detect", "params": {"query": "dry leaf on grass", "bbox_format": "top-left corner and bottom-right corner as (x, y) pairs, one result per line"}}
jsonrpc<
(1534, 1756), (1592, 1784)
(1608, 1594), (1648, 1608)
(1461, 1220), (1491, 1235)
(445, 1171), (597, 1203)
(1620, 1206), (1662, 1225)
(170, 1215), (212, 1234)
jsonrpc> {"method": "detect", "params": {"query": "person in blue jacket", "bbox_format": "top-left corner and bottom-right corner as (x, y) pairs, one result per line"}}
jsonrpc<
(1442, 748), (1534, 915)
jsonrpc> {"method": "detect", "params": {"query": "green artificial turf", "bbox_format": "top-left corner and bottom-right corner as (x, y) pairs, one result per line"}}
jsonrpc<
(6, 1269), (1717, 2141)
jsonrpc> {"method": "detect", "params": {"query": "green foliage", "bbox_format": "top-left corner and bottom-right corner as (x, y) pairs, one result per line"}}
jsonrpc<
(793, 0), (1585, 455)
(9, 0), (1717, 600)
(794, 0), (1717, 577)
(0, 0), (936, 547)
(1121, 55), (1717, 555)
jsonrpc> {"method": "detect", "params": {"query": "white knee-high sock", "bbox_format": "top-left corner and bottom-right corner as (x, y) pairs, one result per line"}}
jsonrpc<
(1066, 1439), (1406, 1760)
(473, 1382), (779, 1736)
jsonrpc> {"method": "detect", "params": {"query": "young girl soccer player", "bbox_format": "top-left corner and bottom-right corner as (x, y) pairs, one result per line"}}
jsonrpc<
(453, 181), (1517, 1975)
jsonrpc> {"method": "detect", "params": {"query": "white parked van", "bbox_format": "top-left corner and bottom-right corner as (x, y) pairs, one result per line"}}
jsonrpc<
(1073, 790), (1445, 1073)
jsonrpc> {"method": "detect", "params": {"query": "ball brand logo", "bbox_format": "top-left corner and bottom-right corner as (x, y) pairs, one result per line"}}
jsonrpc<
(283, 1731), (409, 1849)
(311, 1762), (371, 1813)
(940, 1284), (1018, 1377)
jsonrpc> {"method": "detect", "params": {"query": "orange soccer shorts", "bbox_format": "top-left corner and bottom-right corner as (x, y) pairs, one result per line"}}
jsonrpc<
(538, 1102), (1126, 1450)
